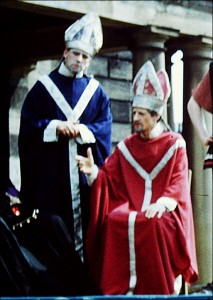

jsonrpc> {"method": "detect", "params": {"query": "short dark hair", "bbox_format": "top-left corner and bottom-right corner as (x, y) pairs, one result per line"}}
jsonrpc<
(149, 109), (162, 122)
(149, 109), (158, 117)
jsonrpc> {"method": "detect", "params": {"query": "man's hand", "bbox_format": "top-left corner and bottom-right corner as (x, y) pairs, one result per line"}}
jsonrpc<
(145, 202), (167, 219)
(202, 136), (213, 147)
(56, 120), (80, 138)
(76, 147), (94, 175)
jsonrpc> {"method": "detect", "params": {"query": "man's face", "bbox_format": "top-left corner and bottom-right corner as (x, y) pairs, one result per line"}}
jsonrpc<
(63, 48), (91, 74)
(132, 107), (159, 137)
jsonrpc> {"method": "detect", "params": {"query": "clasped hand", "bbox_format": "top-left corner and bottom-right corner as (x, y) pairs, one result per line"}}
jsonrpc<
(57, 120), (80, 138)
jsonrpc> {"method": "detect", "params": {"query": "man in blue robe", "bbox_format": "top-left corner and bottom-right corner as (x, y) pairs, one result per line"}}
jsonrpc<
(17, 13), (112, 294)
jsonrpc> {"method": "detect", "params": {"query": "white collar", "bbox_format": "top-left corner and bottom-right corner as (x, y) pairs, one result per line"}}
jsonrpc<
(140, 121), (164, 140)
(149, 121), (164, 138)
(58, 62), (83, 78)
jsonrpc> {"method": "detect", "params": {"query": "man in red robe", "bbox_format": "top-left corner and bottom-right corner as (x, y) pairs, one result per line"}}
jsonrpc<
(187, 62), (213, 169)
(76, 61), (198, 295)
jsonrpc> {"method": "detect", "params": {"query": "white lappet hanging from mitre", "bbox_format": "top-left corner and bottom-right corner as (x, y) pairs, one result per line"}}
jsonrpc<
(132, 61), (171, 116)
(64, 12), (103, 56)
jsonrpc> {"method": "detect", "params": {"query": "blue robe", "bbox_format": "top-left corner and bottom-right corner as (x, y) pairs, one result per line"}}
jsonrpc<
(18, 68), (112, 259)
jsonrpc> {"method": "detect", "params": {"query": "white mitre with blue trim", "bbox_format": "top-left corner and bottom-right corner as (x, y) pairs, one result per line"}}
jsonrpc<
(132, 61), (171, 116)
(65, 12), (103, 56)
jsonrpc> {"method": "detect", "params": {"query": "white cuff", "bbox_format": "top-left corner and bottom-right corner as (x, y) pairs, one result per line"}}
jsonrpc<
(76, 124), (96, 144)
(85, 164), (99, 186)
(43, 120), (60, 142)
(157, 197), (178, 212)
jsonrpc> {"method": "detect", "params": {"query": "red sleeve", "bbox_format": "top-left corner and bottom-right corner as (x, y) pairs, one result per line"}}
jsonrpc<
(192, 70), (212, 113)
(86, 148), (123, 284)
(165, 145), (198, 283)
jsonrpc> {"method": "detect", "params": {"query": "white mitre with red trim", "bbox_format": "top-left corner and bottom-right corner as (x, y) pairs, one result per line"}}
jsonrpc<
(132, 61), (171, 115)
(65, 12), (103, 56)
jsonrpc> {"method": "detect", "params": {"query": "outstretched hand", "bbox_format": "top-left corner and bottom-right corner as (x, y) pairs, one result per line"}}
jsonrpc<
(76, 147), (94, 175)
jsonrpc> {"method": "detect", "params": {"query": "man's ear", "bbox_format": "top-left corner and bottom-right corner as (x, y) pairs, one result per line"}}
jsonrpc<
(63, 48), (69, 58)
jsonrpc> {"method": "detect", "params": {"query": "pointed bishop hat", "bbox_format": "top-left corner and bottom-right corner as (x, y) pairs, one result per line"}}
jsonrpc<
(132, 61), (171, 115)
(65, 12), (103, 56)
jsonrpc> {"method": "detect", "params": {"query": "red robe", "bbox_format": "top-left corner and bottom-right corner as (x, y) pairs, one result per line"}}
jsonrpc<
(86, 131), (198, 295)
(192, 69), (212, 114)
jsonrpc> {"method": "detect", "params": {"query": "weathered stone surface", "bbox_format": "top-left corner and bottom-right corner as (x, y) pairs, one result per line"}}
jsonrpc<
(88, 56), (108, 78)
(21, 0), (212, 37)
(111, 100), (132, 123)
(112, 122), (132, 144)
(109, 59), (132, 81)
(98, 78), (132, 101)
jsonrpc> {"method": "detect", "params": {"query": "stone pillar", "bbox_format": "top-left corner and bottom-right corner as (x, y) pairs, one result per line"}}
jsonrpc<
(130, 32), (168, 77)
(180, 38), (212, 287)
